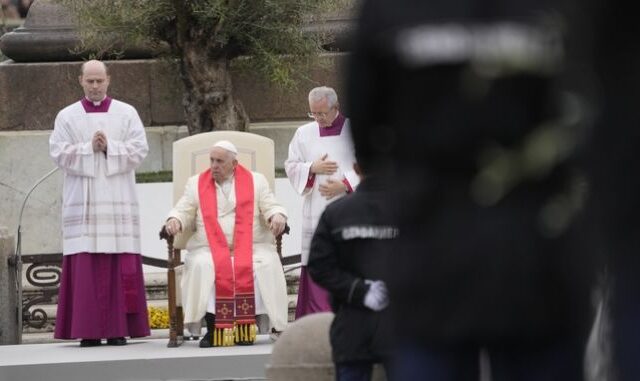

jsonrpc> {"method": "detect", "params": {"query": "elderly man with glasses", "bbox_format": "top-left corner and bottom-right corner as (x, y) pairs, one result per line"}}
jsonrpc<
(285, 86), (360, 319)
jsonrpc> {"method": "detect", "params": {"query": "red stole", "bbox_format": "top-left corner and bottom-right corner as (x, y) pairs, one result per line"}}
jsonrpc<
(198, 165), (255, 329)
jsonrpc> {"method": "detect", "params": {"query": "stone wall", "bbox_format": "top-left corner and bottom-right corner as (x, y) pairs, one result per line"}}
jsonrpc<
(0, 130), (63, 256)
(0, 123), (300, 258)
(0, 51), (347, 258)
(0, 53), (346, 131)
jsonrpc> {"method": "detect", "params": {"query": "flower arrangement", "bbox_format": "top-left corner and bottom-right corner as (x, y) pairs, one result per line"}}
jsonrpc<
(148, 306), (170, 329)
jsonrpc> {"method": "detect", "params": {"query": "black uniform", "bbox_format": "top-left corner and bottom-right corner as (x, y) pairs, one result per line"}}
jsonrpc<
(584, 1), (640, 379)
(346, 0), (598, 348)
(307, 178), (396, 365)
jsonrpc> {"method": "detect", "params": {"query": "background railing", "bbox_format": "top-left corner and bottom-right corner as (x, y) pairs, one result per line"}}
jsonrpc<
(19, 252), (301, 331)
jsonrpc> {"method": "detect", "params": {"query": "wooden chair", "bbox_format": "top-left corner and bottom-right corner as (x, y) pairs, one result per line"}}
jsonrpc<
(159, 131), (287, 347)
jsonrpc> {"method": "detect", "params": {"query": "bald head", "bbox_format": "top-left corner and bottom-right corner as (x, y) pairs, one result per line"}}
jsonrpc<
(80, 60), (109, 76)
(79, 60), (110, 102)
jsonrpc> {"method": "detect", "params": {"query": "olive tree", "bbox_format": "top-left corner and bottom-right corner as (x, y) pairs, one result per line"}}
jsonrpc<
(58, 0), (347, 134)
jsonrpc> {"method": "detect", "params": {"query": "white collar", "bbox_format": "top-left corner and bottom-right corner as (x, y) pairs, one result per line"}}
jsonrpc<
(85, 96), (107, 106)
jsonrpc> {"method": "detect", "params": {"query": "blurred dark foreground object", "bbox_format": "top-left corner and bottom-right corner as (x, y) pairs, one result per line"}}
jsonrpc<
(346, 0), (599, 379)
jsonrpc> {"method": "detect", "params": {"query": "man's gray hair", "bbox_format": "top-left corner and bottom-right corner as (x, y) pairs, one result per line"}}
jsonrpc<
(309, 86), (339, 108)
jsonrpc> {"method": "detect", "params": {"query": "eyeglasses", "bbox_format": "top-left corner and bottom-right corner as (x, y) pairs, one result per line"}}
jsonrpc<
(307, 107), (335, 119)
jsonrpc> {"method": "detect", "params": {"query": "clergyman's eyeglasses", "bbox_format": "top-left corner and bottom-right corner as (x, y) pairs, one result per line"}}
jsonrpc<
(307, 107), (335, 119)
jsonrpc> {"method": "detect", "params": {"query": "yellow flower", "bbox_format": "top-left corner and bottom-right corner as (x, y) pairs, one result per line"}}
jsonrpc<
(147, 306), (170, 329)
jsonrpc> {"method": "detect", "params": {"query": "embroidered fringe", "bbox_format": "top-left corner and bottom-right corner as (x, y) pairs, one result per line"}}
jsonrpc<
(212, 327), (235, 347)
(234, 323), (257, 345)
(210, 324), (257, 346)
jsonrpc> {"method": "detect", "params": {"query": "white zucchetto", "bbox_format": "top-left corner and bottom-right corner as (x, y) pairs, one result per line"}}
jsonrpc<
(213, 140), (238, 154)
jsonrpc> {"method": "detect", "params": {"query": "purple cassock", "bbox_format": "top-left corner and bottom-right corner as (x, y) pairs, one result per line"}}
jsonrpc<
(294, 114), (347, 319)
(53, 97), (150, 340)
(295, 267), (332, 318)
(55, 253), (150, 339)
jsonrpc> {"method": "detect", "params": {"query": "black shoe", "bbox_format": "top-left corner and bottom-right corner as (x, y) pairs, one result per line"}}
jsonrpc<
(106, 337), (127, 346)
(269, 328), (283, 342)
(199, 312), (215, 348)
(199, 332), (213, 348)
(80, 339), (101, 347)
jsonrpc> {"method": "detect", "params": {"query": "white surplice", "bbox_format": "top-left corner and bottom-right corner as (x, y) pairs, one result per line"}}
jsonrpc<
(168, 171), (289, 331)
(49, 100), (149, 255)
(284, 119), (360, 265)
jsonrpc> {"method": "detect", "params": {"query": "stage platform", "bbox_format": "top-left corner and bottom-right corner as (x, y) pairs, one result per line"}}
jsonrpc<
(0, 335), (274, 381)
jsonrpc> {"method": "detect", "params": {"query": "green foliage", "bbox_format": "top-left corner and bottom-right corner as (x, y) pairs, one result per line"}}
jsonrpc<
(58, 0), (173, 58)
(136, 170), (172, 183)
(56, 0), (348, 87)
(136, 169), (287, 183)
(275, 167), (287, 178)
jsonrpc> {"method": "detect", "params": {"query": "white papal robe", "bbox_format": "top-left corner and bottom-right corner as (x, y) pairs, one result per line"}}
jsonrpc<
(284, 117), (360, 265)
(168, 171), (289, 332)
(49, 99), (149, 255)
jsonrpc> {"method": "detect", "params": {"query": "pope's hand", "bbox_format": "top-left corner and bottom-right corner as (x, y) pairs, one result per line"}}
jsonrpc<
(165, 217), (182, 236)
(269, 213), (287, 236)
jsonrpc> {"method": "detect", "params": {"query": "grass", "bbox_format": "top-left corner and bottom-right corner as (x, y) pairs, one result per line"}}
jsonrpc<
(136, 171), (172, 183)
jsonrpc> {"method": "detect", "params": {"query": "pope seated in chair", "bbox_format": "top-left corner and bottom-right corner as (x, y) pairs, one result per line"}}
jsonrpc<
(164, 140), (289, 347)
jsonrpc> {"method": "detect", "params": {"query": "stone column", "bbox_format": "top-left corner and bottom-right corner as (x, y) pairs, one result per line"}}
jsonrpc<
(0, 226), (19, 345)
(0, 0), (161, 62)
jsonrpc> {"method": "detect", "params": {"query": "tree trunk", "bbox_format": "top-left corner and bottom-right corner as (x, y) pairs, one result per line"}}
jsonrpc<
(179, 43), (249, 135)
